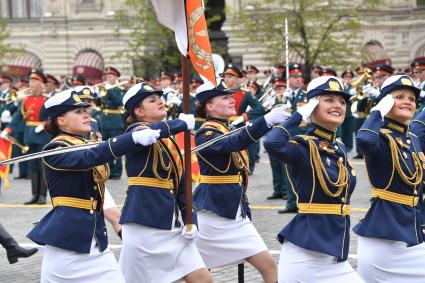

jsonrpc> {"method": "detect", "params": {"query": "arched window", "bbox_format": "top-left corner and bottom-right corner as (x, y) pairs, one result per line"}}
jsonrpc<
(73, 49), (104, 82)
(414, 44), (425, 61)
(0, 51), (42, 78)
(361, 40), (391, 68)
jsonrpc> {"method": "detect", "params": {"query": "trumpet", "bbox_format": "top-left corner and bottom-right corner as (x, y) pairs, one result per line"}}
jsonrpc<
(97, 80), (131, 97)
(350, 68), (372, 118)
(7, 136), (29, 153)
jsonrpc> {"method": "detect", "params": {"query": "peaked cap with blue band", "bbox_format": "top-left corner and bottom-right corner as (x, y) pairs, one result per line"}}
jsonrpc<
(376, 75), (421, 103)
(306, 76), (349, 101)
(196, 80), (235, 104)
(44, 89), (91, 119)
(123, 82), (163, 112)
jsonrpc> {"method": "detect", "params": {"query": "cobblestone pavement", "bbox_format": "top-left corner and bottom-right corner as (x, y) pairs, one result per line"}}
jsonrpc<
(0, 148), (369, 282)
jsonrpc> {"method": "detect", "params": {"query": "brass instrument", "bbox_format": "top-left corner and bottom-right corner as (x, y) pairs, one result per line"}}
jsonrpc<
(7, 136), (29, 153)
(350, 68), (372, 118)
(97, 80), (130, 97)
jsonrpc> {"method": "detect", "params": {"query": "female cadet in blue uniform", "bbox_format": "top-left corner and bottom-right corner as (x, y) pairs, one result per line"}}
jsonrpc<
(354, 75), (425, 282)
(193, 80), (289, 283)
(27, 89), (161, 282)
(119, 82), (212, 283)
(75, 85), (123, 239)
(264, 76), (363, 282)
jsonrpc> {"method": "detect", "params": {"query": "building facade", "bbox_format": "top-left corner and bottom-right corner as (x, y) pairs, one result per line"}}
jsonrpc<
(1, 0), (425, 80)
(0, 0), (130, 82)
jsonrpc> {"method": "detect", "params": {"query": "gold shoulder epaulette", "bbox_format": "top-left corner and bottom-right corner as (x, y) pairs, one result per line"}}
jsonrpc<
(52, 135), (86, 146)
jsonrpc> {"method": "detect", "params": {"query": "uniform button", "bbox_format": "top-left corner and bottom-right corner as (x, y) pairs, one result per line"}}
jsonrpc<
(335, 145), (339, 150)
(112, 137), (117, 142)
(90, 197), (94, 201)
(423, 229), (425, 234)
(90, 210), (94, 214)
(414, 190), (418, 195)
(341, 197), (345, 202)
(407, 140), (411, 144)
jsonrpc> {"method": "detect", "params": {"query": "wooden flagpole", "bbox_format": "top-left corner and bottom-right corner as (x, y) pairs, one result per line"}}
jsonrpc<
(181, 54), (192, 225)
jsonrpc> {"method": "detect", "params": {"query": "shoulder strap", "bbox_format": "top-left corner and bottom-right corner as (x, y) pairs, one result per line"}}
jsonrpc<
(200, 120), (230, 134)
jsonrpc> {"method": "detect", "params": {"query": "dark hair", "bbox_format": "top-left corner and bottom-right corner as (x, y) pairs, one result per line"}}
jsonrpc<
(44, 118), (61, 136)
(126, 100), (144, 125)
(196, 101), (207, 119)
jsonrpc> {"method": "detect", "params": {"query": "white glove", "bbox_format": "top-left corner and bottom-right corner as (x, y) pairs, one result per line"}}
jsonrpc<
(0, 110), (11, 123)
(178, 113), (195, 131)
(420, 90), (425, 98)
(231, 116), (245, 126)
(362, 84), (380, 98)
(181, 224), (198, 241)
(297, 97), (320, 121)
(168, 95), (182, 107)
(34, 124), (44, 133)
(283, 89), (293, 99)
(264, 104), (291, 126)
(0, 130), (8, 140)
(348, 88), (357, 96)
(132, 129), (161, 146)
(371, 95), (394, 118)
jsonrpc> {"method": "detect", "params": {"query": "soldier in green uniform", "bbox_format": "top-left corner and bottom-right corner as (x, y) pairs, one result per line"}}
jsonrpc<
(99, 66), (126, 179)
(278, 63), (307, 214)
(411, 59), (425, 112)
(45, 74), (60, 97)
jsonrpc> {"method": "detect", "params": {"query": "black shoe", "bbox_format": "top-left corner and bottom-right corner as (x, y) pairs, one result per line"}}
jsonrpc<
(13, 176), (28, 180)
(36, 196), (46, 204)
(278, 207), (298, 214)
(24, 196), (38, 205)
(267, 193), (284, 200)
(6, 246), (38, 264)
(353, 154), (363, 159)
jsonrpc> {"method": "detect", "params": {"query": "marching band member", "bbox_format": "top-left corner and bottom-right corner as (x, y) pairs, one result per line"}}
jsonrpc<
(75, 85), (123, 239)
(264, 76), (363, 282)
(1, 69), (51, 204)
(411, 59), (425, 112)
(194, 80), (289, 283)
(100, 67), (126, 180)
(119, 82), (212, 283)
(354, 75), (425, 283)
(27, 89), (161, 282)
(264, 78), (291, 200)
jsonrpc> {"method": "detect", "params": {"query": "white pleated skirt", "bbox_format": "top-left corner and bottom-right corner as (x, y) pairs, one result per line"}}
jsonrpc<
(278, 240), (364, 283)
(41, 238), (124, 283)
(119, 223), (206, 283)
(357, 236), (425, 283)
(195, 206), (268, 269)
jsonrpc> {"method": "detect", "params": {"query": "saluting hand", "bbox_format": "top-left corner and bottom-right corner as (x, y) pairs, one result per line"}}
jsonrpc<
(297, 97), (320, 121)
(181, 224), (198, 241)
(371, 94), (394, 118)
(0, 130), (8, 140)
(264, 104), (291, 126)
(178, 113), (195, 131)
(132, 128), (161, 146)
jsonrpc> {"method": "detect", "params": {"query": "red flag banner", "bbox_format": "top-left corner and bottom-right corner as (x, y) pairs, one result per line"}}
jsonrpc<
(174, 132), (200, 183)
(0, 138), (12, 188)
(151, 0), (217, 85)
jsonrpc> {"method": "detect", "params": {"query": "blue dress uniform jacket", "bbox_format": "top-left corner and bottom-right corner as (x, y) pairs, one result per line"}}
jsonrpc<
(193, 116), (271, 220)
(27, 131), (139, 253)
(120, 120), (192, 230)
(264, 113), (357, 261)
(353, 111), (425, 245)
